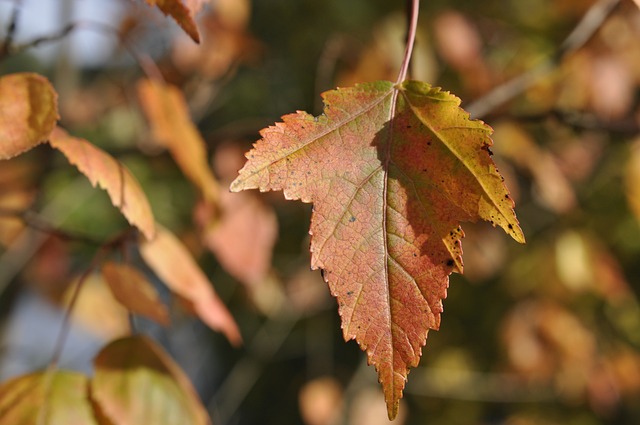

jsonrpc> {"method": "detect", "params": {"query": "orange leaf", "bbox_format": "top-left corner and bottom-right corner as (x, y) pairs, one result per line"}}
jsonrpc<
(144, 0), (201, 43)
(91, 336), (211, 425)
(232, 80), (524, 418)
(139, 224), (242, 346)
(0, 371), (97, 425)
(137, 79), (219, 204)
(0, 73), (58, 160)
(102, 261), (170, 326)
(48, 127), (155, 240)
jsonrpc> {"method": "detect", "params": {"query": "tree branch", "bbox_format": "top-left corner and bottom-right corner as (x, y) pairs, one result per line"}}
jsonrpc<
(465, 0), (622, 119)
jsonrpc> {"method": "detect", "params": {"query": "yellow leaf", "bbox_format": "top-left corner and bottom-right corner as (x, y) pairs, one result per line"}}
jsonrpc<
(137, 79), (219, 204)
(0, 73), (58, 160)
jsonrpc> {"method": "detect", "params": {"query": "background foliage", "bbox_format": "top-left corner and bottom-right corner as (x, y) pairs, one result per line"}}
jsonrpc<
(1, 0), (640, 424)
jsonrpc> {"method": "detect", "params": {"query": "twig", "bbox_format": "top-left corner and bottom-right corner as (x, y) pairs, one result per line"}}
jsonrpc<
(506, 109), (640, 135)
(396, 0), (420, 84)
(0, 0), (21, 60)
(465, 0), (622, 119)
(0, 207), (103, 246)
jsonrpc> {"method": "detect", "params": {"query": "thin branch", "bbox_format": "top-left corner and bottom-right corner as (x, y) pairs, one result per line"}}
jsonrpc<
(505, 109), (640, 135)
(0, 0), (22, 60)
(0, 207), (103, 246)
(465, 0), (622, 119)
(396, 0), (420, 84)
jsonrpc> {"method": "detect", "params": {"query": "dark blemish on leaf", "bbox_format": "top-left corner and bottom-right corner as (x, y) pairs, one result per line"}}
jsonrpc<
(413, 253), (417, 257)
(505, 194), (510, 199)
(446, 259), (455, 267)
(349, 216), (356, 223)
(347, 291), (353, 296)
(406, 125), (412, 129)
(427, 142), (432, 146)
(481, 144), (493, 155)
(508, 224), (513, 229)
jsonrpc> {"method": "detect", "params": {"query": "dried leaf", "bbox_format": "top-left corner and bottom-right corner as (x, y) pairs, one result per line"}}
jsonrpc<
(144, 0), (201, 43)
(0, 371), (97, 425)
(48, 127), (155, 240)
(0, 73), (58, 160)
(102, 262), (170, 326)
(91, 336), (211, 425)
(139, 224), (242, 346)
(232, 80), (523, 418)
(137, 79), (219, 203)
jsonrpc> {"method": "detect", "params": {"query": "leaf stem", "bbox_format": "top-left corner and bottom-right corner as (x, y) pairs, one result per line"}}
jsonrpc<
(396, 0), (420, 84)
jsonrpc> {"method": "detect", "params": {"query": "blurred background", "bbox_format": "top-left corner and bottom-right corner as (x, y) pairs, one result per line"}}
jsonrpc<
(1, 0), (640, 424)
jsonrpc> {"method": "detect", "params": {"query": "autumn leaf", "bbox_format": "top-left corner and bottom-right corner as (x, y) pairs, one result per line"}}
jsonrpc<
(0, 73), (58, 160)
(231, 80), (524, 418)
(0, 371), (97, 425)
(102, 261), (170, 326)
(139, 224), (242, 346)
(91, 336), (211, 425)
(48, 127), (156, 240)
(144, 0), (201, 43)
(137, 79), (219, 204)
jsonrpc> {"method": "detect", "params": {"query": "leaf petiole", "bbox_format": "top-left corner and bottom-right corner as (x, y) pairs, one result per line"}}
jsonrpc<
(396, 0), (420, 84)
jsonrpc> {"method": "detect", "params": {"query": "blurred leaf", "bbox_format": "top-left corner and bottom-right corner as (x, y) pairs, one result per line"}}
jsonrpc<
(196, 190), (277, 287)
(493, 122), (576, 213)
(91, 335), (211, 425)
(139, 224), (242, 346)
(102, 262), (170, 326)
(144, 0), (201, 43)
(137, 79), (219, 204)
(66, 273), (131, 340)
(0, 73), (58, 160)
(48, 127), (156, 240)
(0, 371), (97, 425)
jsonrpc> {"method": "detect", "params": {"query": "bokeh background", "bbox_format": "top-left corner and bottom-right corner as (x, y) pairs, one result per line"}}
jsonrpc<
(1, 0), (640, 424)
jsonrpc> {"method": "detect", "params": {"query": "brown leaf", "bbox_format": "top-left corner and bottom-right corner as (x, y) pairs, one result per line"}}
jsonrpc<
(144, 0), (201, 43)
(48, 127), (155, 240)
(137, 79), (219, 203)
(139, 224), (242, 346)
(0, 73), (58, 160)
(102, 261), (170, 326)
(91, 335), (211, 425)
(0, 371), (97, 425)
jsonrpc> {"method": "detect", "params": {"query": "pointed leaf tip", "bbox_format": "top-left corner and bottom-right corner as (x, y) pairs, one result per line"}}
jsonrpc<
(144, 0), (201, 43)
(140, 224), (242, 346)
(232, 79), (523, 415)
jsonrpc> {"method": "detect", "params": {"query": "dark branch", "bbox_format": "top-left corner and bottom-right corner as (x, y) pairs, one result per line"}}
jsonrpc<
(466, 0), (622, 119)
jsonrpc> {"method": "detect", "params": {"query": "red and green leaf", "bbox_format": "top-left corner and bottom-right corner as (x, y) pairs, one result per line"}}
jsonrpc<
(231, 80), (524, 418)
